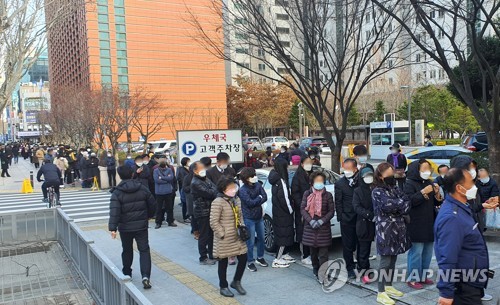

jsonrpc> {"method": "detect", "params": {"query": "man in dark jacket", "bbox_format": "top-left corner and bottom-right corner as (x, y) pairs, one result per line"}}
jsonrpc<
(191, 161), (218, 265)
(434, 165), (449, 187)
(37, 158), (62, 204)
(132, 155), (151, 189)
(86, 152), (100, 188)
(183, 163), (199, 237)
(177, 157), (191, 223)
(435, 168), (492, 305)
(105, 151), (117, 187)
(334, 158), (359, 278)
(206, 152), (236, 185)
(153, 160), (176, 228)
(0, 144), (10, 177)
(109, 166), (156, 289)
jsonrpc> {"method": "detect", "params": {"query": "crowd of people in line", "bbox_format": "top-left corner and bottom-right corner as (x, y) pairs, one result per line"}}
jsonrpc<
(105, 141), (499, 305)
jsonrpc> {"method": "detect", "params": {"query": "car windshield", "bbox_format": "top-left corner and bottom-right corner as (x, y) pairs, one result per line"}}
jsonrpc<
(312, 138), (326, 143)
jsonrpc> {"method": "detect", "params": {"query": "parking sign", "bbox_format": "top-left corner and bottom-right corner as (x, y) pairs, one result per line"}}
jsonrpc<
(177, 129), (244, 165)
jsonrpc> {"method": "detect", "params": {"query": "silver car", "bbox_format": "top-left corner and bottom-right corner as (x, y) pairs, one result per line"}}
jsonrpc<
(254, 166), (342, 252)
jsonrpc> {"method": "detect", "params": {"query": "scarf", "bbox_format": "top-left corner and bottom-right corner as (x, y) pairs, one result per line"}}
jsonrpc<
(306, 188), (323, 218)
(391, 153), (399, 168)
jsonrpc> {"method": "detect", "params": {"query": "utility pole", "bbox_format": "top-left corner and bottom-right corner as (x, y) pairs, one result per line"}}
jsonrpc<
(298, 102), (303, 139)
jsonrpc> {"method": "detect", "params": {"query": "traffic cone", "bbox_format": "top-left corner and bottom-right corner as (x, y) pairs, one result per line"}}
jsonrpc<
(21, 179), (33, 194)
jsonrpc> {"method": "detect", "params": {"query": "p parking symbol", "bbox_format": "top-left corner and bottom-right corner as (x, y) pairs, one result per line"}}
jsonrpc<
(182, 141), (197, 156)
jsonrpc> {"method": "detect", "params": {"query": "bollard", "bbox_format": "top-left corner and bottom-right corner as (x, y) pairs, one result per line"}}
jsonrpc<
(71, 170), (75, 187)
(30, 171), (34, 188)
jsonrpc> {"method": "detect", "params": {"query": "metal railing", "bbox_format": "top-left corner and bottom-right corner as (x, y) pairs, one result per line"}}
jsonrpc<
(0, 208), (152, 305)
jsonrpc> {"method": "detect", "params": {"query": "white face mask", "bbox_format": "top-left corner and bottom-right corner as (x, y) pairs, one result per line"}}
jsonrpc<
(480, 177), (490, 184)
(107, 154), (112, 157)
(363, 176), (374, 184)
(469, 169), (477, 180)
(391, 149), (399, 154)
(358, 156), (368, 163)
(303, 164), (313, 171)
(460, 184), (478, 200)
(420, 171), (431, 180)
(136, 162), (143, 167)
(440, 174), (445, 179)
(344, 170), (354, 178)
(198, 169), (207, 177)
(281, 149), (286, 153)
(220, 163), (228, 170)
(143, 161), (149, 165)
(249, 176), (258, 184)
(248, 154), (252, 158)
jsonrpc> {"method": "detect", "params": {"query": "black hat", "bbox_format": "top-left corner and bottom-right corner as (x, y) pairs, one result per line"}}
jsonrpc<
(389, 143), (401, 150)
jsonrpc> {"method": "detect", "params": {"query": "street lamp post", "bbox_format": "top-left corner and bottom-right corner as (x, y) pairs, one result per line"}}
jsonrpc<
(298, 102), (304, 139)
(400, 85), (412, 145)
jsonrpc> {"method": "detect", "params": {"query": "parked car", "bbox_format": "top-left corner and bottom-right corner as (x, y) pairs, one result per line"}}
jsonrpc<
(299, 137), (331, 154)
(253, 165), (341, 252)
(405, 146), (471, 174)
(244, 136), (264, 151)
(462, 132), (488, 152)
(262, 136), (289, 150)
(149, 140), (177, 154)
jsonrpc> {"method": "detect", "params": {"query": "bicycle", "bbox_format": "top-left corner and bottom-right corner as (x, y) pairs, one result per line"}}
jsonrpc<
(47, 186), (58, 208)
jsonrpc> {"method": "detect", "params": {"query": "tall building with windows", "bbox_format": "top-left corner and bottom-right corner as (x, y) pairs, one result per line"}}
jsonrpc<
(46, 0), (227, 139)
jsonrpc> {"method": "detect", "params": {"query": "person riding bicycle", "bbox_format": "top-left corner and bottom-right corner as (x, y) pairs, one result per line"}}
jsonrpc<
(37, 158), (62, 204)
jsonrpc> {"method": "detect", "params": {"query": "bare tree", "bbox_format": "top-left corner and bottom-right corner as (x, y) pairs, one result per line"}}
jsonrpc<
(164, 107), (196, 135)
(371, 0), (500, 181)
(0, 0), (87, 112)
(130, 87), (166, 150)
(188, 0), (411, 170)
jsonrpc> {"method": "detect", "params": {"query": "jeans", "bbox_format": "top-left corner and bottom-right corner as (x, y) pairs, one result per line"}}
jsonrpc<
(120, 229), (151, 278)
(407, 242), (434, 282)
(41, 181), (60, 200)
(107, 169), (116, 187)
(340, 223), (359, 272)
(180, 190), (188, 220)
(155, 193), (175, 224)
(245, 218), (265, 263)
(311, 246), (329, 276)
(378, 255), (397, 292)
(218, 254), (247, 288)
(197, 216), (213, 261)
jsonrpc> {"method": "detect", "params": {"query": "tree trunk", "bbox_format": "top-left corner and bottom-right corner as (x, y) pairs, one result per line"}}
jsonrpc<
(486, 129), (500, 184)
(331, 143), (342, 174)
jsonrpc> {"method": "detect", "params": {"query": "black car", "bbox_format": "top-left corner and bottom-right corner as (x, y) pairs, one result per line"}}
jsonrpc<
(462, 132), (488, 152)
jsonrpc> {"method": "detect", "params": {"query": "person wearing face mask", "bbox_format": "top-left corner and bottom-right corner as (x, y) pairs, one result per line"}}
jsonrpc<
(245, 150), (260, 169)
(191, 161), (219, 265)
(291, 156), (315, 265)
(132, 156), (151, 189)
(353, 145), (374, 171)
(177, 157), (192, 223)
(300, 172), (335, 282)
(335, 158), (360, 278)
(352, 167), (376, 284)
(210, 177), (248, 297)
(154, 160), (176, 228)
(79, 150), (90, 188)
(386, 143), (408, 190)
(403, 160), (443, 289)
(275, 145), (290, 164)
(238, 167), (268, 272)
(371, 162), (411, 305)
(424, 135), (434, 147)
(207, 152), (236, 186)
(476, 168), (499, 204)
(434, 168), (492, 305)
(86, 152), (101, 188)
(105, 151), (117, 188)
(434, 165), (449, 187)
(308, 148), (321, 166)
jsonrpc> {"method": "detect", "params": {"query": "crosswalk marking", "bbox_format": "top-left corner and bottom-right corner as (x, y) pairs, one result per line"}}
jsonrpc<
(0, 191), (112, 223)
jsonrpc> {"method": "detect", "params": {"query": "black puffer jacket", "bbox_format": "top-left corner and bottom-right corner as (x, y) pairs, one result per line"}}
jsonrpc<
(191, 175), (218, 218)
(108, 180), (156, 232)
(132, 164), (151, 189)
(269, 169), (295, 247)
(352, 179), (375, 242)
(403, 161), (440, 243)
(476, 178), (499, 203)
(291, 166), (312, 242)
(334, 176), (358, 225)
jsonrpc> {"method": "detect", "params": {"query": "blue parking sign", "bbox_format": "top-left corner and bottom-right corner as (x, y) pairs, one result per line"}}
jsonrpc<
(182, 141), (197, 156)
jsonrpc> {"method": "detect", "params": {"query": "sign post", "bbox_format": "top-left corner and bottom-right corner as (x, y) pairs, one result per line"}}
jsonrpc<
(177, 130), (244, 165)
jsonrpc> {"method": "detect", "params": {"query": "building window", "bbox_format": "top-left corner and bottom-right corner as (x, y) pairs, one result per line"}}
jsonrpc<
(98, 23), (109, 31)
(430, 70), (436, 78)
(416, 54), (421, 62)
(237, 62), (249, 68)
(118, 75), (129, 83)
(235, 48), (248, 54)
(276, 13), (289, 20)
(438, 9), (444, 18)
(116, 24), (126, 32)
(235, 17), (246, 24)
(277, 67), (288, 74)
(101, 58), (111, 66)
(118, 58), (128, 66)
(114, 0), (124, 6)
(100, 49), (111, 57)
(117, 41), (127, 49)
(389, 78), (393, 84)
(275, 0), (289, 7)
(98, 14), (108, 22)
(115, 7), (125, 15)
(118, 67), (128, 75)
(101, 66), (112, 75)
(439, 30), (444, 39)
(258, 49), (265, 56)
(439, 69), (445, 79)
(99, 32), (110, 40)
(430, 10), (435, 18)
(116, 33), (126, 41)
(277, 27), (290, 34)
(97, 4), (108, 14)
(258, 63), (265, 71)
(235, 32), (248, 40)
(280, 41), (291, 47)
(320, 60), (323, 67)
(366, 13), (371, 22)
(117, 50), (127, 58)
(101, 75), (112, 83)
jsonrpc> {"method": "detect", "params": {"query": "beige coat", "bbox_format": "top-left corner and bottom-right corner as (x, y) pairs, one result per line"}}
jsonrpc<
(35, 149), (45, 163)
(210, 196), (247, 259)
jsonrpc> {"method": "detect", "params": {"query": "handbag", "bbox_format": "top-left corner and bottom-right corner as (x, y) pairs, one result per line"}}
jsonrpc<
(227, 198), (250, 242)
(485, 209), (500, 229)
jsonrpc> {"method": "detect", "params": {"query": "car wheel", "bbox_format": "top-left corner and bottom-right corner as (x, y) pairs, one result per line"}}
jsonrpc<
(263, 215), (277, 253)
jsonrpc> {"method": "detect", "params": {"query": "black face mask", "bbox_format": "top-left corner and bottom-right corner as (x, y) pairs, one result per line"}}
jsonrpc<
(384, 176), (396, 186)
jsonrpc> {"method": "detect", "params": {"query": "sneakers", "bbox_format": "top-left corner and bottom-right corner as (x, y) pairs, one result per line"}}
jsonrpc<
(481, 294), (493, 301)
(376, 292), (395, 305)
(272, 258), (290, 268)
(348, 270), (356, 279)
(168, 222), (177, 227)
(183, 218), (191, 224)
(256, 257), (269, 267)
(420, 278), (434, 285)
(247, 263), (257, 272)
(362, 275), (371, 284)
(142, 277), (152, 289)
(200, 258), (216, 265)
(42, 198), (48, 203)
(407, 281), (424, 290)
(369, 254), (377, 260)
(301, 256), (312, 265)
(282, 254), (296, 263)
(385, 286), (404, 298)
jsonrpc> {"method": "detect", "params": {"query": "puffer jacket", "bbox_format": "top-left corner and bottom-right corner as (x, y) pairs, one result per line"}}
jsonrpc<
(210, 195), (247, 259)
(153, 166), (174, 195)
(268, 169), (295, 247)
(191, 175), (218, 218)
(352, 179), (375, 242)
(300, 188), (335, 248)
(108, 180), (156, 232)
(372, 185), (412, 256)
(183, 163), (196, 216)
(476, 177), (499, 204)
(291, 166), (313, 242)
(239, 182), (267, 221)
(404, 161), (441, 243)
